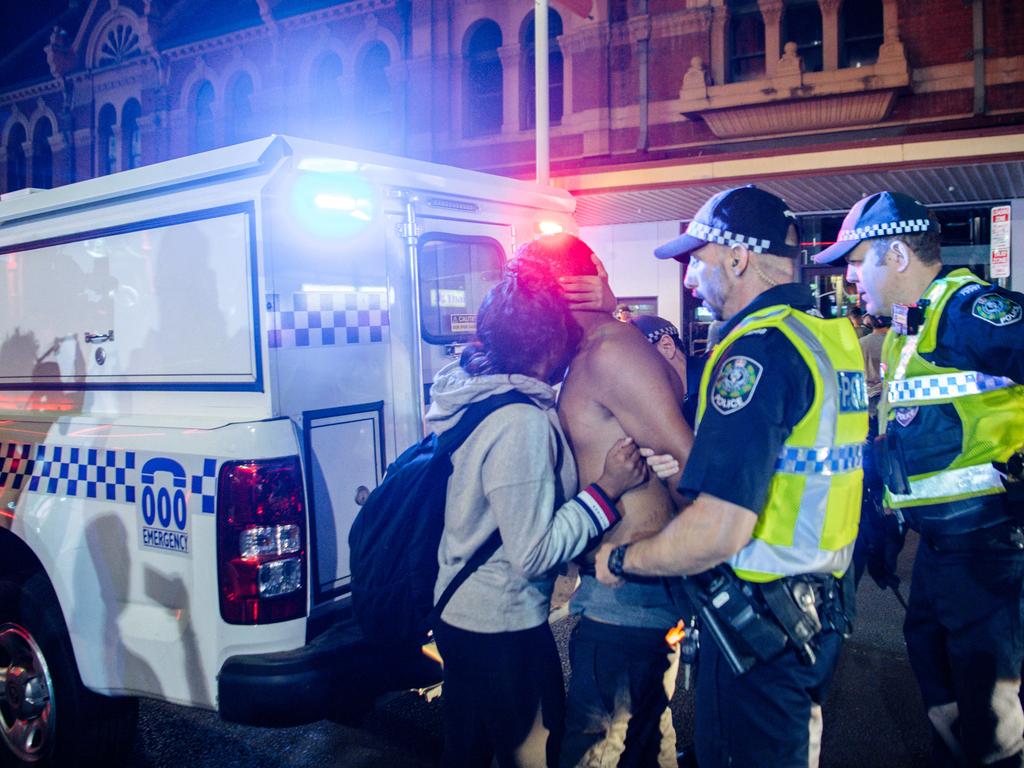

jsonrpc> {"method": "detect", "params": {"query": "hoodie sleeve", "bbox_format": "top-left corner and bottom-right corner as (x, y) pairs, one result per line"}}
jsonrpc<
(481, 409), (620, 578)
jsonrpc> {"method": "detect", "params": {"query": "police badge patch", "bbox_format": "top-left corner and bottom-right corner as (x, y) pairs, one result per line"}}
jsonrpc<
(971, 293), (1022, 327)
(712, 356), (763, 415)
(894, 407), (918, 428)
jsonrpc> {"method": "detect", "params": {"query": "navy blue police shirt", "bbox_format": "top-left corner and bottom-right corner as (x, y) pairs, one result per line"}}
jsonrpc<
(926, 278), (1024, 383)
(678, 284), (816, 514)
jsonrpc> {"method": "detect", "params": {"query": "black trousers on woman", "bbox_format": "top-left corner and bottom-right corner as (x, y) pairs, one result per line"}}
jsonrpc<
(434, 620), (565, 768)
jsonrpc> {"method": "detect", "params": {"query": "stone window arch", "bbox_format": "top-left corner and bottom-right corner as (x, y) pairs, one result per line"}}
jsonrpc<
(727, 0), (766, 83)
(841, 0), (884, 68)
(520, 7), (563, 130)
(225, 72), (256, 145)
(782, 0), (823, 72)
(31, 119), (53, 189)
(6, 123), (27, 192)
(191, 80), (216, 153)
(463, 19), (503, 138)
(97, 103), (117, 175)
(121, 98), (142, 170)
(310, 51), (344, 123)
(355, 42), (392, 148)
(94, 19), (142, 68)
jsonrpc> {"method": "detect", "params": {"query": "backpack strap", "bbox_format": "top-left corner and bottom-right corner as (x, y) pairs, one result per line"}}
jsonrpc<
(429, 389), (539, 626)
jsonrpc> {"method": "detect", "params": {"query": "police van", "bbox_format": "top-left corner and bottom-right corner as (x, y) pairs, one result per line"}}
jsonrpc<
(0, 136), (575, 766)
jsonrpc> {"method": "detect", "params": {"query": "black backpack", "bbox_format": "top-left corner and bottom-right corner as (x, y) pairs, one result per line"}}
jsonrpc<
(348, 390), (535, 645)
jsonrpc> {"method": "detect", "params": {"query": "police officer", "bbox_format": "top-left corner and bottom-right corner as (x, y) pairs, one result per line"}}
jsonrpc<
(815, 191), (1024, 767)
(595, 185), (868, 768)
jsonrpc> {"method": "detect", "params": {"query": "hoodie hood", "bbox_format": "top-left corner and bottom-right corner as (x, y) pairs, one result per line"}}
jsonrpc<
(426, 361), (557, 435)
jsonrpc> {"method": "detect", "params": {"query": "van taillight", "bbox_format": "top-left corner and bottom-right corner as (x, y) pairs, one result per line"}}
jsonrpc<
(217, 457), (307, 624)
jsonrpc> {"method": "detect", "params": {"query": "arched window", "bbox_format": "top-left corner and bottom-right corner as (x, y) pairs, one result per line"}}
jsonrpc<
(355, 43), (392, 149)
(310, 52), (344, 123)
(226, 73), (256, 145)
(841, 0), (884, 68)
(31, 119), (53, 189)
(6, 124), (27, 192)
(97, 103), (117, 175)
(463, 20), (503, 138)
(782, 0), (823, 72)
(727, 0), (765, 83)
(521, 8), (563, 130)
(192, 80), (215, 153)
(121, 98), (142, 170)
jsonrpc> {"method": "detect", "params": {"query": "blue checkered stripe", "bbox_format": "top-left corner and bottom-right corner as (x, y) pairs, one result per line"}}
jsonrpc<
(887, 371), (1014, 403)
(838, 218), (931, 241)
(686, 220), (772, 253)
(0, 443), (138, 502)
(775, 444), (864, 475)
(267, 291), (390, 348)
(0, 442), (219, 512)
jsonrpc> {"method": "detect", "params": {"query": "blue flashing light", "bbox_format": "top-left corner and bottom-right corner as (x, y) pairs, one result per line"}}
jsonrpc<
(291, 171), (375, 238)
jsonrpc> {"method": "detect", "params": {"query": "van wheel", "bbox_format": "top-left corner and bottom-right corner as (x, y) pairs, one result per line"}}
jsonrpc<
(0, 574), (138, 767)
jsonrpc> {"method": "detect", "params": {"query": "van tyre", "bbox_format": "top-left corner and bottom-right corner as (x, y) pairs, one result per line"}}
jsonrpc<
(0, 573), (138, 767)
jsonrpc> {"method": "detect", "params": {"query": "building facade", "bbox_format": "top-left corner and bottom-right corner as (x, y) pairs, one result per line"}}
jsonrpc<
(1, 0), (1022, 339)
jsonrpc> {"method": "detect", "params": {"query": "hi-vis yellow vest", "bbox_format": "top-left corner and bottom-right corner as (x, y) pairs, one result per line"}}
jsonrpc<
(881, 269), (1024, 511)
(697, 305), (869, 583)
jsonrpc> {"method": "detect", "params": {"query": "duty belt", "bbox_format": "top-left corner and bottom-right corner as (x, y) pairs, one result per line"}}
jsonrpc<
(923, 522), (1024, 554)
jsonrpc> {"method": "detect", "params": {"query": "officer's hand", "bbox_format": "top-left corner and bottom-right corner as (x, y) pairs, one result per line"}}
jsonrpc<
(598, 438), (647, 499)
(639, 447), (679, 480)
(595, 542), (624, 588)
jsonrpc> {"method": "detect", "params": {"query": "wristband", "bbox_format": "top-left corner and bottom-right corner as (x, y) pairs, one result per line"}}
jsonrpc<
(608, 544), (630, 578)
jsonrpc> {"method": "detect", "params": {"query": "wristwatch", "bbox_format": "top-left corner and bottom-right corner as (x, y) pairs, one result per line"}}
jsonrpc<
(608, 544), (630, 578)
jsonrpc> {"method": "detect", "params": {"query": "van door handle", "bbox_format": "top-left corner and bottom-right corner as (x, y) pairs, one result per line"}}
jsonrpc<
(84, 330), (114, 344)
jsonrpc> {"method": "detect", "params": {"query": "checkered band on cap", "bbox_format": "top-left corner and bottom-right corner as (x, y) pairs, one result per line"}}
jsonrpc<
(775, 443), (864, 476)
(685, 220), (772, 254)
(642, 324), (679, 344)
(837, 218), (932, 242)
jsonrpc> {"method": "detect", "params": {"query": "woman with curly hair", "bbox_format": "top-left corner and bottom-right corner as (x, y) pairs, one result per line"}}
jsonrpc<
(428, 257), (646, 768)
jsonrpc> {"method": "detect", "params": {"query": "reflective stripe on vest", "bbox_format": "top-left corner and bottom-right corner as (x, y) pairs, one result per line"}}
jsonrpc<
(887, 371), (1015, 404)
(726, 312), (864, 581)
(887, 463), (1006, 506)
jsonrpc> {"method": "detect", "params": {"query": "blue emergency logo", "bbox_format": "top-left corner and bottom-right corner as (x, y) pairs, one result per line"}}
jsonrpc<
(140, 458), (190, 555)
(971, 294), (1022, 327)
(837, 371), (868, 413)
(712, 356), (763, 415)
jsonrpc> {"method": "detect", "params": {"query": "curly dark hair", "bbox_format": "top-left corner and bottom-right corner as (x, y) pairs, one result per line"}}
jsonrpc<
(460, 258), (582, 379)
(514, 233), (598, 278)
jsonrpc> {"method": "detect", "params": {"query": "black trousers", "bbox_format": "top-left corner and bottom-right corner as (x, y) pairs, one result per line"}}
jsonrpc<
(904, 541), (1024, 766)
(695, 628), (843, 768)
(561, 617), (679, 768)
(435, 620), (566, 768)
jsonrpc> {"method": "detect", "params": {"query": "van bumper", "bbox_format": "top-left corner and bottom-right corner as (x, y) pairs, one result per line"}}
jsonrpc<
(217, 621), (442, 726)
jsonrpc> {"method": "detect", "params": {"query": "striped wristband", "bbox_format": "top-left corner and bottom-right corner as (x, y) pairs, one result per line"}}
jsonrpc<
(575, 483), (620, 533)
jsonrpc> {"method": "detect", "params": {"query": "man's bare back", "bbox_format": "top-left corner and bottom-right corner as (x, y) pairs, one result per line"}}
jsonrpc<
(558, 318), (692, 549)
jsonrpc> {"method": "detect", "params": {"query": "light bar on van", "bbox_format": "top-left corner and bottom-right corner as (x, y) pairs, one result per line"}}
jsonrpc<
(537, 220), (564, 236)
(291, 171), (375, 238)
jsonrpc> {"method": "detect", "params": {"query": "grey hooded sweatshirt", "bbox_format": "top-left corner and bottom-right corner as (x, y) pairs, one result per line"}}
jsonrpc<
(428, 361), (620, 633)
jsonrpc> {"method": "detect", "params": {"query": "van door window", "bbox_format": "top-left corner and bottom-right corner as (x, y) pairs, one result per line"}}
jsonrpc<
(417, 235), (503, 344)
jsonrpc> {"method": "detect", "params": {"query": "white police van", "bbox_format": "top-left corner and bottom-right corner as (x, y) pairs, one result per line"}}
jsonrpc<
(0, 136), (575, 766)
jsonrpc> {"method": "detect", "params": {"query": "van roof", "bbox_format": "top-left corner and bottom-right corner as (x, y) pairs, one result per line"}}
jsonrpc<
(0, 135), (575, 226)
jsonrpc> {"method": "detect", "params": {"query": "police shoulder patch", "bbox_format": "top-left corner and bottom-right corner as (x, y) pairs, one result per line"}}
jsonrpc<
(712, 356), (763, 415)
(971, 293), (1022, 327)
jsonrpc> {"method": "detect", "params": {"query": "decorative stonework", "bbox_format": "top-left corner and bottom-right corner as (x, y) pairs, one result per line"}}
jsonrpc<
(699, 90), (898, 138)
(97, 23), (142, 67)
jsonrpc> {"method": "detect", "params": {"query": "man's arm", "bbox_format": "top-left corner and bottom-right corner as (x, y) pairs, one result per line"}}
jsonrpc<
(595, 493), (756, 584)
(589, 334), (694, 507)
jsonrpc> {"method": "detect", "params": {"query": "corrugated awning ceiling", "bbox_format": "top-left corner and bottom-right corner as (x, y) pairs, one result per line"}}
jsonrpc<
(570, 158), (1024, 227)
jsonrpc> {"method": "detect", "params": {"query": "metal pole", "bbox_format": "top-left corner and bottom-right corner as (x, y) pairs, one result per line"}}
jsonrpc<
(535, 0), (550, 185)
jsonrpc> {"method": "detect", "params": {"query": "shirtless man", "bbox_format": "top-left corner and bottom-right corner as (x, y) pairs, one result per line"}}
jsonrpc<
(516, 233), (694, 768)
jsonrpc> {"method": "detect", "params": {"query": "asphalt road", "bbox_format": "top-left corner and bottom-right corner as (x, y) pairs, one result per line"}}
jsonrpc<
(127, 537), (929, 767)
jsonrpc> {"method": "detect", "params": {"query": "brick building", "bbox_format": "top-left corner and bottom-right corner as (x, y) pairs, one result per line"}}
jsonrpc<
(1, 0), (1022, 338)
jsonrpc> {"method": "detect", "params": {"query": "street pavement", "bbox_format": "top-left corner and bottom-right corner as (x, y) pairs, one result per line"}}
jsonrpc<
(127, 536), (929, 767)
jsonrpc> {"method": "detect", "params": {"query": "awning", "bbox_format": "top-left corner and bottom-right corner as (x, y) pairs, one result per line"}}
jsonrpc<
(556, 132), (1024, 226)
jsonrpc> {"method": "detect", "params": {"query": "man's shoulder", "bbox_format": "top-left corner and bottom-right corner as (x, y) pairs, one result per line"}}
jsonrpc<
(580, 322), (663, 372)
(946, 281), (1024, 330)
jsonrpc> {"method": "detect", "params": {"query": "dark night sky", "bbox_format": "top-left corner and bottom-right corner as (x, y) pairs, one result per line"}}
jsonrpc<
(0, 0), (85, 88)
